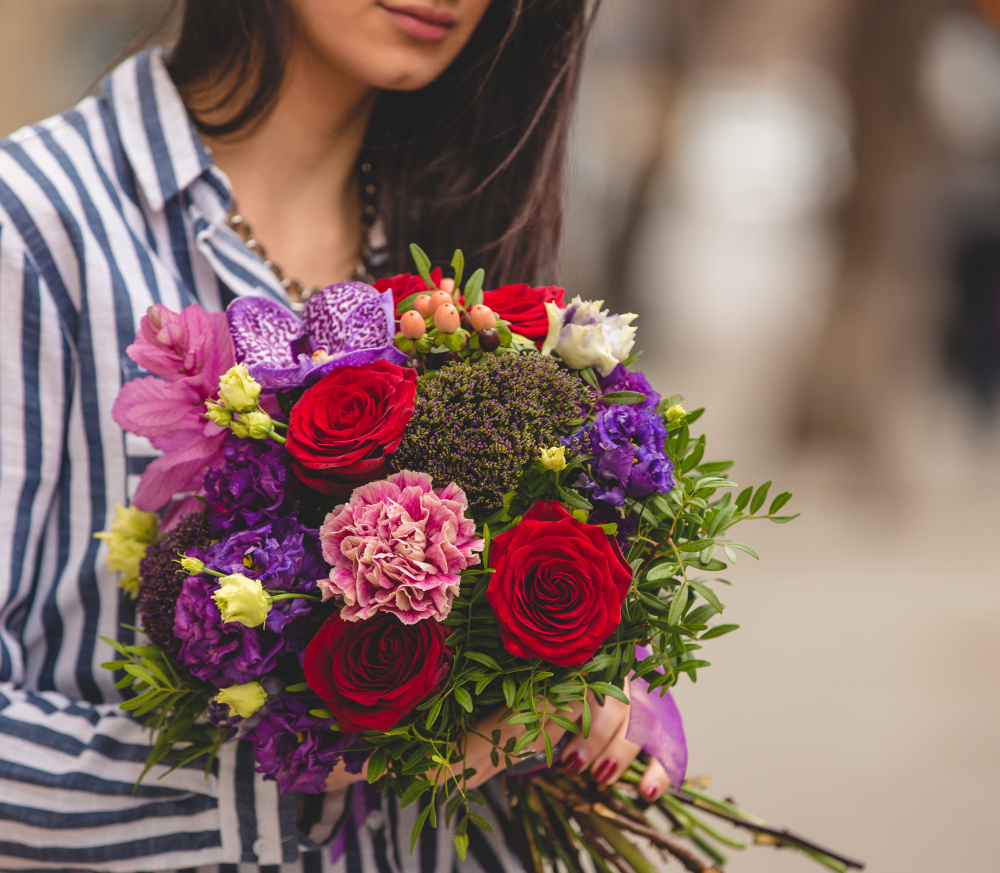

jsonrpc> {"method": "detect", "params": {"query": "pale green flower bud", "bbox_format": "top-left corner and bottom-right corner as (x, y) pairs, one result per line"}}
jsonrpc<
(664, 404), (687, 426)
(213, 573), (271, 627)
(94, 504), (159, 598)
(230, 417), (250, 439)
(241, 408), (273, 440)
(214, 681), (268, 718)
(218, 364), (261, 413)
(204, 400), (233, 427)
(178, 555), (205, 575)
(540, 446), (567, 471)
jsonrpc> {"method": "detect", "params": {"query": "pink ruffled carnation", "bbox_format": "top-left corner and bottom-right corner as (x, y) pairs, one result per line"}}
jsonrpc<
(319, 471), (483, 624)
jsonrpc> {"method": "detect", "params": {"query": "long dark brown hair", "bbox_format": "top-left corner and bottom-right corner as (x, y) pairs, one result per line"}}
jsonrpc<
(165, 0), (598, 285)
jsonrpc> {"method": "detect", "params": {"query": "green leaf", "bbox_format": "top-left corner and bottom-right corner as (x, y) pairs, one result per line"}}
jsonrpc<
(543, 730), (554, 768)
(667, 581), (689, 625)
(557, 486), (592, 511)
(409, 243), (435, 288)
(647, 562), (679, 582)
(734, 486), (753, 512)
(579, 368), (599, 390)
(425, 697), (444, 729)
(587, 682), (629, 705)
(688, 578), (724, 613)
(675, 538), (714, 552)
(581, 653), (616, 673)
(454, 687), (474, 712)
(367, 748), (386, 783)
(597, 522), (618, 536)
(638, 591), (670, 616)
(285, 682), (310, 693)
(467, 813), (494, 833)
(410, 803), (433, 855)
(465, 651), (501, 672)
(464, 268), (485, 308)
(451, 249), (465, 288)
(768, 491), (792, 514)
(547, 713), (580, 734)
(749, 481), (772, 515)
(770, 514), (801, 524)
(727, 542), (759, 560)
(700, 623), (740, 640)
(503, 675), (516, 708)
(600, 391), (647, 405)
(506, 711), (541, 726)
(581, 696), (592, 738)
(454, 832), (469, 861)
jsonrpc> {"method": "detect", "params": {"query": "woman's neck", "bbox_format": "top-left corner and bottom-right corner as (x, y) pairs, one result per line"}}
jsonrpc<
(200, 42), (377, 289)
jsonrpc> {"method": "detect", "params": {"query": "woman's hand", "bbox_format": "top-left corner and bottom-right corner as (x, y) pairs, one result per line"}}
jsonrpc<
(325, 679), (668, 801)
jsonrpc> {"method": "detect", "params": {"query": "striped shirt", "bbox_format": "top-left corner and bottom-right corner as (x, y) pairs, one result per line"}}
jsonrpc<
(0, 49), (520, 873)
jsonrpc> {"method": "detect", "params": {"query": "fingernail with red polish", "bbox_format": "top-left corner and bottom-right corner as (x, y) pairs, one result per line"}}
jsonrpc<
(594, 758), (617, 784)
(642, 782), (660, 801)
(561, 751), (585, 777)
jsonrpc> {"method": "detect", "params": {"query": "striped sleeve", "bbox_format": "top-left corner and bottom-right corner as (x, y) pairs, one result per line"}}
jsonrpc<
(0, 225), (297, 871)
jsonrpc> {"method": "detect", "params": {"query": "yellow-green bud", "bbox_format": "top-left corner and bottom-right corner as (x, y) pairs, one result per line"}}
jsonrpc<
(540, 446), (567, 471)
(204, 400), (233, 427)
(94, 504), (159, 598)
(213, 573), (271, 627)
(241, 408), (273, 440)
(218, 364), (261, 413)
(664, 404), (687, 426)
(214, 681), (268, 718)
(178, 555), (205, 575)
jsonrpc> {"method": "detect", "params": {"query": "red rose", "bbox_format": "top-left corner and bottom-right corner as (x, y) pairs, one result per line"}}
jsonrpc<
(486, 501), (632, 667)
(482, 284), (566, 343)
(304, 612), (451, 731)
(374, 269), (443, 309)
(286, 361), (417, 496)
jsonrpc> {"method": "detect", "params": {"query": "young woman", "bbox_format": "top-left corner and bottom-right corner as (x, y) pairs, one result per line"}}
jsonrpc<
(0, 2), (668, 870)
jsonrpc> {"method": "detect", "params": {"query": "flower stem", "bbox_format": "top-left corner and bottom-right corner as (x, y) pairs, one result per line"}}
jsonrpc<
(267, 592), (320, 603)
(268, 430), (287, 444)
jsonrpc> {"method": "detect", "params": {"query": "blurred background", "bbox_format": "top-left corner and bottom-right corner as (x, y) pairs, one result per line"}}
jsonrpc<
(1, 0), (998, 870)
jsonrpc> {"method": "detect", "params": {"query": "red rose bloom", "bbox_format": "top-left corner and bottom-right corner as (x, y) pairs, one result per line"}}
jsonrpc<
(482, 284), (566, 343)
(374, 269), (443, 309)
(304, 612), (451, 731)
(286, 361), (417, 496)
(486, 501), (632, 667)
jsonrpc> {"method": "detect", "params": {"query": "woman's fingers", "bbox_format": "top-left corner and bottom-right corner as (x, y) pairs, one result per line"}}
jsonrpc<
(559, 680), (631, 778)
(637, 758), (669, 801)
(588, 705), (641, 785)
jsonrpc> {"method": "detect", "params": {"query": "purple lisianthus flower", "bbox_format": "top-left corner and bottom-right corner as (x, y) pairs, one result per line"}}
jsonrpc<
(569, 404), (674, 506)
(207, 516), (324, 599)
(227, 282), (408, 391)
(172, 517), (324, 685)
(204, 434), (295, 535)
(244, 696), (370, 793)
(173, 574), (306, 686)
(598, 364), (661, 411)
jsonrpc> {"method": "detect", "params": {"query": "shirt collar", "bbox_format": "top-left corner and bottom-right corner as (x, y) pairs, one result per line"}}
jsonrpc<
(104, 48), (219, 213)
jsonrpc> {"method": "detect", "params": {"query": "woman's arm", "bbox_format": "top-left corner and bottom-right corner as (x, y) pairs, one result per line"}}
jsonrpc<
(0, 226), (290, 871)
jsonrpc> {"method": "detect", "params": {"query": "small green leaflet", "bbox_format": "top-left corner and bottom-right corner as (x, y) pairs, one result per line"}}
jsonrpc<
(451, 249), (465, 288)
(409, 243), (435, 288)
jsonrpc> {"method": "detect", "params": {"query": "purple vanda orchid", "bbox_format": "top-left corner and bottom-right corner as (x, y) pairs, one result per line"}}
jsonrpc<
(227, 282), (408, 391)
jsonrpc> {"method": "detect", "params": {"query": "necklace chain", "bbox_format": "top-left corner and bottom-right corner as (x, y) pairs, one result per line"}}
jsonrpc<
(226, 160), (379, 312)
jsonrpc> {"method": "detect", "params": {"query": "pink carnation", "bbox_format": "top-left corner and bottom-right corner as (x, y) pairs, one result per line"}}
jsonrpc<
(319, 471), (484, 624)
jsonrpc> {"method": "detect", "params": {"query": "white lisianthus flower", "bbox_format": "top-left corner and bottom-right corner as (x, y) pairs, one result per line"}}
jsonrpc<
(213, 573), (271, 627)
(214, 681), (268, 718)
(217, 363), (261, 413)
(541, 297), (637, 377)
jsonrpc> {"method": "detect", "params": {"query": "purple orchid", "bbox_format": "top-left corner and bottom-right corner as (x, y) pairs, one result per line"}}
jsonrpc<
(227, 282), (408, 391)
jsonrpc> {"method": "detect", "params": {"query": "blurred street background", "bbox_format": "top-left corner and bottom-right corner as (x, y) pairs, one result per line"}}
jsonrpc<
(2, 1), (998, 870)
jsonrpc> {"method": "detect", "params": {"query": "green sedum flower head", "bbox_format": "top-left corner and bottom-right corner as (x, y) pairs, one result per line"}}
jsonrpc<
(393, 355), (592, 518)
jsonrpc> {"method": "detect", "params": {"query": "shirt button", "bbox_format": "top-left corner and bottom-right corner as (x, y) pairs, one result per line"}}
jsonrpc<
(252, 838), (272, 859)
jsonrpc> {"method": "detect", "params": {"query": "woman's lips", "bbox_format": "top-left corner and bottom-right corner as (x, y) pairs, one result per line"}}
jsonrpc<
(380, 3), (456, 42)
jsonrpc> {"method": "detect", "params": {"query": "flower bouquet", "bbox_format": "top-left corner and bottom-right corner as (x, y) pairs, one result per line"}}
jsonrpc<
(100, 245), (862, 873)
